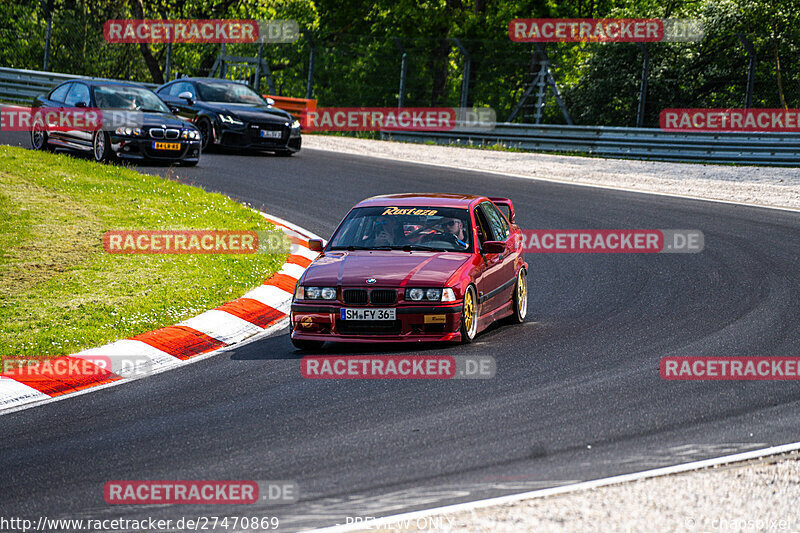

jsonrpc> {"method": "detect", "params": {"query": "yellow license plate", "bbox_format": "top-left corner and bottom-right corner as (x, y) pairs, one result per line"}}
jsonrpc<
(424, 314), (446, 324)
(152, 142), (181, 150)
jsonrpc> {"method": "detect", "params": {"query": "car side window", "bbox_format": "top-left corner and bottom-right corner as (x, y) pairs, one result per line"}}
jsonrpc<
(479, 202), (510, 241)
(64, 83), (90, 107)
(172, 82), (195, 98)
(49, 83), (72, 103)
(474, 206), (492, 245)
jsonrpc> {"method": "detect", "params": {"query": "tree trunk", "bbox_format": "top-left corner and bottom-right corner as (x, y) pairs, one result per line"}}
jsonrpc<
(132, 0), (164, 84)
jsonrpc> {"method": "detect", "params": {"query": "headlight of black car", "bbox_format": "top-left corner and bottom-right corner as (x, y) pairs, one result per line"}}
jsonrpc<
(219, 114), (244, 126)
(114, 127), (143, 137)
(181, 129), (200, 140)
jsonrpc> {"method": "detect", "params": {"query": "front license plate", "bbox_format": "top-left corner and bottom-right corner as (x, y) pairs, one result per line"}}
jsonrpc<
(340, 308), (396, 321)
(152, 142), (181, 150)
(260, 130), (282, 139)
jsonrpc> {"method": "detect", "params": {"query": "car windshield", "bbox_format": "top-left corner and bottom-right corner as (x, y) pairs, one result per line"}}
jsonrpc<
(328, 206), (472, 252)
(92, 85), (170, 113)
(195, 81), (265, 105)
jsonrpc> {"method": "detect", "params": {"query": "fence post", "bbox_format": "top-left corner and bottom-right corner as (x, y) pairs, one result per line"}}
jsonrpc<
(302, 30), (315, 99)
(165, 42), (172, 81)
(452, 38), (471, 108)
(636, 43), (650, 127)
(394, 38), (407, 108)
(737, 34), (756, 108)
(42, 0), (53, 71)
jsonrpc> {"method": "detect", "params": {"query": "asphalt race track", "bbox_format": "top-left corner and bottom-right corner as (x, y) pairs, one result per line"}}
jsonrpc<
(2, 131), (800, 531)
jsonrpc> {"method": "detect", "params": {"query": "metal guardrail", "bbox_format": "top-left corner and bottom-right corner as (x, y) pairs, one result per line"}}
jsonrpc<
(381, 123), (800, 166)
(0, 67), (158, 104)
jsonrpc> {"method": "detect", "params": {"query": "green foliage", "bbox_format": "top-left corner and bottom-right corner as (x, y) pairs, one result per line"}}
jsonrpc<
(2, 0), (799, 125)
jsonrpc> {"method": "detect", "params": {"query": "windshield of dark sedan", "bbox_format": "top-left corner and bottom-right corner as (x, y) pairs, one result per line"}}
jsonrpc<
(195, 81), (266, 105)
(328, 206), (472, 252)
(92, 84), (170, 113)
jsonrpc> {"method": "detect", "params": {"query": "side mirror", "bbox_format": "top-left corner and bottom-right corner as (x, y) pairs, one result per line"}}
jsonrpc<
(171, 107), (180, 114)
(75, 101), (87, 108)
(481, 241), (505, 254)
(265, 97), (275, 106)
(308, 239), (324, 252)
(177, 91), (194, 104)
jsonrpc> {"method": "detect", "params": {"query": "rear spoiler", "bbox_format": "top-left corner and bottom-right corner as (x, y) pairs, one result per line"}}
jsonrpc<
(489, 197), (515, 223)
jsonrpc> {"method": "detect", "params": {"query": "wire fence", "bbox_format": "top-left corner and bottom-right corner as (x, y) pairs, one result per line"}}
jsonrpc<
(3, 19), (800, 128)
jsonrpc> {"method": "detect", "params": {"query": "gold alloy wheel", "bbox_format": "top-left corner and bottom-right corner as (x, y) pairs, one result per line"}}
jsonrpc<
(517, 270), (527, 318)
(463, 287), (477, 339)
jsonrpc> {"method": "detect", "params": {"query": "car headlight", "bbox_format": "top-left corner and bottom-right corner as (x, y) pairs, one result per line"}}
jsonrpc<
(219, 114), (243, 125)
(405, 288), (453, 302)
(114, 126), (142, 136)
(181, 129), (200, 140)
(302, 286), (337, 300)
(291, 119), (301, 130)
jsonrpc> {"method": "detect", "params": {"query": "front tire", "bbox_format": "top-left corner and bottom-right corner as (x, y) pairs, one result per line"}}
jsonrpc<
(31, 120), (52, 151)
(509, 269), (528, 324)
(291, 337), (325, 351)
(92, 131), (114, 162)
(197, 118), (213, 152)
(459, 285), (479, 343)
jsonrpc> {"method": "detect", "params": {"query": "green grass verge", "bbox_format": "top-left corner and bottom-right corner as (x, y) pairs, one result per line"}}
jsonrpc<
(0, 146), (287, 356)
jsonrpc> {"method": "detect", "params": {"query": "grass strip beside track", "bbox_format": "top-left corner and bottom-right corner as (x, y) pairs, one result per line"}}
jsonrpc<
(0, 145), (286, 356)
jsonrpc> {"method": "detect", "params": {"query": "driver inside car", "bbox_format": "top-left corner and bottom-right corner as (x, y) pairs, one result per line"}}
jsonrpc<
(442, 217), (469, 248)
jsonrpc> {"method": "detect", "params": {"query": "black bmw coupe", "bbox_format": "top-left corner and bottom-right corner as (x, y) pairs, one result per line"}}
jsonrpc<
(30, 80), (201, 166)
(156, 78), (301, 156)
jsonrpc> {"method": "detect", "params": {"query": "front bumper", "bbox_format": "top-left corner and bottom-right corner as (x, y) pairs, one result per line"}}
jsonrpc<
(290, 302), (463, 343)
(213, 122), (301, 152)
(111, 136), (201, 162)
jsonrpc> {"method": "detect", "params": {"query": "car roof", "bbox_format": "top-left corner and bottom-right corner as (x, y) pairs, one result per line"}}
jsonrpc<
(167, 78), (246, 85)
(354, 193), (486, 209)
(60, 80), (152, 89)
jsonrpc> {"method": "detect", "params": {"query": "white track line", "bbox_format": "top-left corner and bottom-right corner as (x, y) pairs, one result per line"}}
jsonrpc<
(308, 441), (800, 532)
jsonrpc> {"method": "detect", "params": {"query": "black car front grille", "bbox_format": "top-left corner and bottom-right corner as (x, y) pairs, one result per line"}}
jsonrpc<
(343, 289), (368, 305)
(370, 289), (397, 305)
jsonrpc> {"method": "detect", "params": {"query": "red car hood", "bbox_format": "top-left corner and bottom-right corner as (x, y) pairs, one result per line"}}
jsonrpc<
(302, 250), (470, 287)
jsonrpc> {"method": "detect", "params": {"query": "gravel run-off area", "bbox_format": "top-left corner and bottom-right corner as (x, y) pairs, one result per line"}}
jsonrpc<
(304, 135), (800, 211)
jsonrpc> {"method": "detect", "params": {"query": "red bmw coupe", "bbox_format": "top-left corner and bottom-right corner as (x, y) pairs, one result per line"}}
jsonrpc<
(290, 193), (528, 349)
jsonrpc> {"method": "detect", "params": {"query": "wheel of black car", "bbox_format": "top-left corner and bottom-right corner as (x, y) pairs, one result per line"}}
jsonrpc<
(30, 119), (51, 151)
(92, 131), (113, 162)
(197, 118), (212, 151)
(509, 268), (528, 324)
(459, 285), (479, 344)
(291, 337), (325, 351)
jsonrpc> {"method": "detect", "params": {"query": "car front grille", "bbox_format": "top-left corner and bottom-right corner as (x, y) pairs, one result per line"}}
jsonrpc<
(370, 289), (397, 305)
(149, 128), (180, 139)
(343, 289), (368, 305)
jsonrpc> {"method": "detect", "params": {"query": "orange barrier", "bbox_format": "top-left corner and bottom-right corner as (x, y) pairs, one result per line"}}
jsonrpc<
(264, 95), (317, 116)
